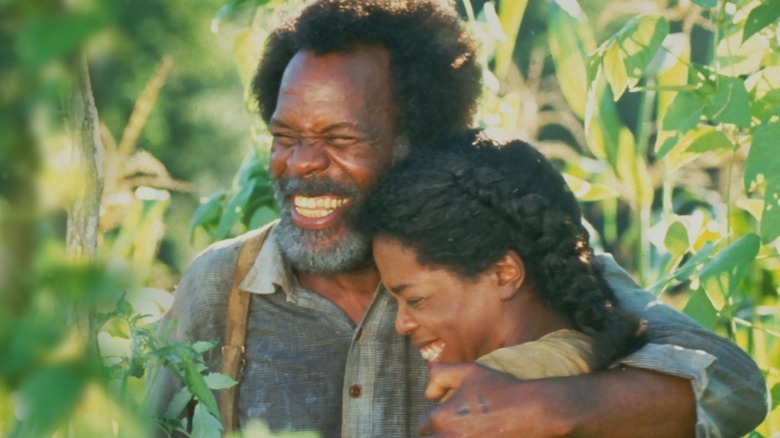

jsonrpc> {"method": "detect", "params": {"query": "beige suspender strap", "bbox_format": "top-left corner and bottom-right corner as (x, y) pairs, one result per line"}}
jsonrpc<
(220, 222), (275, 436)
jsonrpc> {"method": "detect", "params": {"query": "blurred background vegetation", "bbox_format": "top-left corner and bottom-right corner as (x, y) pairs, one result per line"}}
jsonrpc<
(1, 0), (778, 436)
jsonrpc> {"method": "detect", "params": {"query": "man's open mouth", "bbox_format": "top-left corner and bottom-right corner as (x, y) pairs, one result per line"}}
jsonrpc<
(293, 195), (351, 218)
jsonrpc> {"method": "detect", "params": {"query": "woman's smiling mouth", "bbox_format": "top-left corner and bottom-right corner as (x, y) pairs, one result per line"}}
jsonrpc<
(417, 339), (446, 363)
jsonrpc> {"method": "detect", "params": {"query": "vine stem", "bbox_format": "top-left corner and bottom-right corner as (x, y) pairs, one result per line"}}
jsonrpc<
(634, 78), (656, 284)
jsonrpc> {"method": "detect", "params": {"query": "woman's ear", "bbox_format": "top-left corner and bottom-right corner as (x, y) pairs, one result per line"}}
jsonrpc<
(494, 250), (525, 300)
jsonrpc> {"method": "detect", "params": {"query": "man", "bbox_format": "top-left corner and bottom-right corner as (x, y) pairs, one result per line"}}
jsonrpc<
(150, 1), (768, 437)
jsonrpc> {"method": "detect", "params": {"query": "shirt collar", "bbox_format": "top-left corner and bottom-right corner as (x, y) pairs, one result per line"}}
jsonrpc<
(239, 225), (297, 296)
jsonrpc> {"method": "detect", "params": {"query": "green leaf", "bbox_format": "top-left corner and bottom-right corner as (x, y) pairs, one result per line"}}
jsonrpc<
(772, 383), (780, 409)
(744, 112), (780, 241)
(666, 126), (734, 171)
(603, 43), (628, 99)
(214, 0), (248, 22)
(192, 341), (216, 354)
(759, 178), (780, 243)
(234, 154), (270, 185)
(192, 403), (223, 438)
(683, 289), (719, 330)
(743, 0), (780, 43)
(614, 127), (651, 209)
(495, 0), (530, 80)
(214, 180), (256, 239)
(745, 113), (780, 193)
(716, 26), (768, 76)
(612, 15), (669, 89)
(248, 205), (278, 230)
(16, 12), (109, 70)
(698, 234), (761, 310)
(189, 191), (227, 240)
(661, 92), (706, 131)
(585, 75), (624, 166)
(691, 0), (717, 7)
(548, 0), (597, 119)
(164, 387), (193, 419)
(664, 221), (690, 257)
(675, 243), (714, 281)
(204, 372), (238, 390)
(655, 92), (706, 160)
(703, 76), (751, 128)
(16, 365), (86, 437)
(751, 88), (780, 121)
(183, 361), (220, 419)
(562, 173), (620, 201)
(685, 128), (734, 154)
(659, 241), (715, 286)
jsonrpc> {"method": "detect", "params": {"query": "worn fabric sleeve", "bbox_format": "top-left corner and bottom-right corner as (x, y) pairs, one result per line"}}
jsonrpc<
(476, 329), (597, 380)
(597, 254), (769, 438)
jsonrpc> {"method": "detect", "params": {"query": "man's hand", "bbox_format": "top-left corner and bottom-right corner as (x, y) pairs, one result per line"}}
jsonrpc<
(418, 363), (696, 438)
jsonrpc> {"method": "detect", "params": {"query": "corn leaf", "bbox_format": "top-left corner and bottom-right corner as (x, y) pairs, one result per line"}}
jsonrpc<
(495, 0), (530, 80)
(585, 72), (625, 167)
(547, 0), (597, 119)
(603, 43), (628, 99)
(608, 15), (669, 97)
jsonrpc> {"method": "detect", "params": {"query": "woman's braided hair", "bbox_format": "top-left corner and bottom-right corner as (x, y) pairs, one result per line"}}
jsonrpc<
(357, 130), (646, 368)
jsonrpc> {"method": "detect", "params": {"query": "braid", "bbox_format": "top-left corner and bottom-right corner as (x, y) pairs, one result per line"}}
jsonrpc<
(358, 129), (646, 368)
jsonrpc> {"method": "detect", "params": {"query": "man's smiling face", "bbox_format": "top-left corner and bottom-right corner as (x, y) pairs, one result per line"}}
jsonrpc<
(269, 46), (400, 273)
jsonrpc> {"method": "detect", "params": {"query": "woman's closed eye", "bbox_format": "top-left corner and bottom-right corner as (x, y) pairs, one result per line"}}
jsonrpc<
(405, 297), (425, 308)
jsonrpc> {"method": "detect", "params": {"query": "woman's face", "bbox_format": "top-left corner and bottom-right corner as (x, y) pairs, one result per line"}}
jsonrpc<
(373, 237), (512, 364)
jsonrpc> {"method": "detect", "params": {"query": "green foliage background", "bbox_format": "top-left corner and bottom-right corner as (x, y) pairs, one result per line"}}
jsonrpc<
(1, 0), (778, 436)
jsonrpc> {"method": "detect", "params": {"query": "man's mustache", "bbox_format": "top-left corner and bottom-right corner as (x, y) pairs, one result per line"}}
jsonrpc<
(274, 177), (361, 201)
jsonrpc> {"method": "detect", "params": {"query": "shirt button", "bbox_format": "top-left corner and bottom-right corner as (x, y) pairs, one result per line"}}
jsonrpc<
(348, 384), (362, 398)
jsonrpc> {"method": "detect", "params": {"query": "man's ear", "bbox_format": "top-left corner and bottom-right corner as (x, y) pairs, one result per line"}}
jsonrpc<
(494, 250), (525, 300)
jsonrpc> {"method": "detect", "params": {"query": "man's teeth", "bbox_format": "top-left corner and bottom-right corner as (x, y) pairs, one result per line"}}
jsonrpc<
(293, 196), (348, 218)
(419, 343), (444, 362)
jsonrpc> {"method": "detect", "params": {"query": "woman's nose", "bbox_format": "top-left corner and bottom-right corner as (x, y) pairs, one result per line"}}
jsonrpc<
(395, 306), (418, 336)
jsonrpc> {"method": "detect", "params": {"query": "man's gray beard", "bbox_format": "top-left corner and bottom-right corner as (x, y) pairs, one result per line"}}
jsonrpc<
(273, 181), (371, 274)
(271, 138), (408, 274)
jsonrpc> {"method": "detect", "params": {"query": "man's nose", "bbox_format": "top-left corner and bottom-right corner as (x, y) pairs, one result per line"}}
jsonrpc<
(287, 139), (328, 176)
(395, 306), (418, 336)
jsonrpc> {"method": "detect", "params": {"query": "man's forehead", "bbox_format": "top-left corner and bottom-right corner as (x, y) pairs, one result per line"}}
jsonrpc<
(285, 47), (390, 84)
(273, 47), (397, 126)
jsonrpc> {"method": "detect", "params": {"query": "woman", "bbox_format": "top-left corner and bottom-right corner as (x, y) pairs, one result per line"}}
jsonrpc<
(357, 130), (646, 394)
